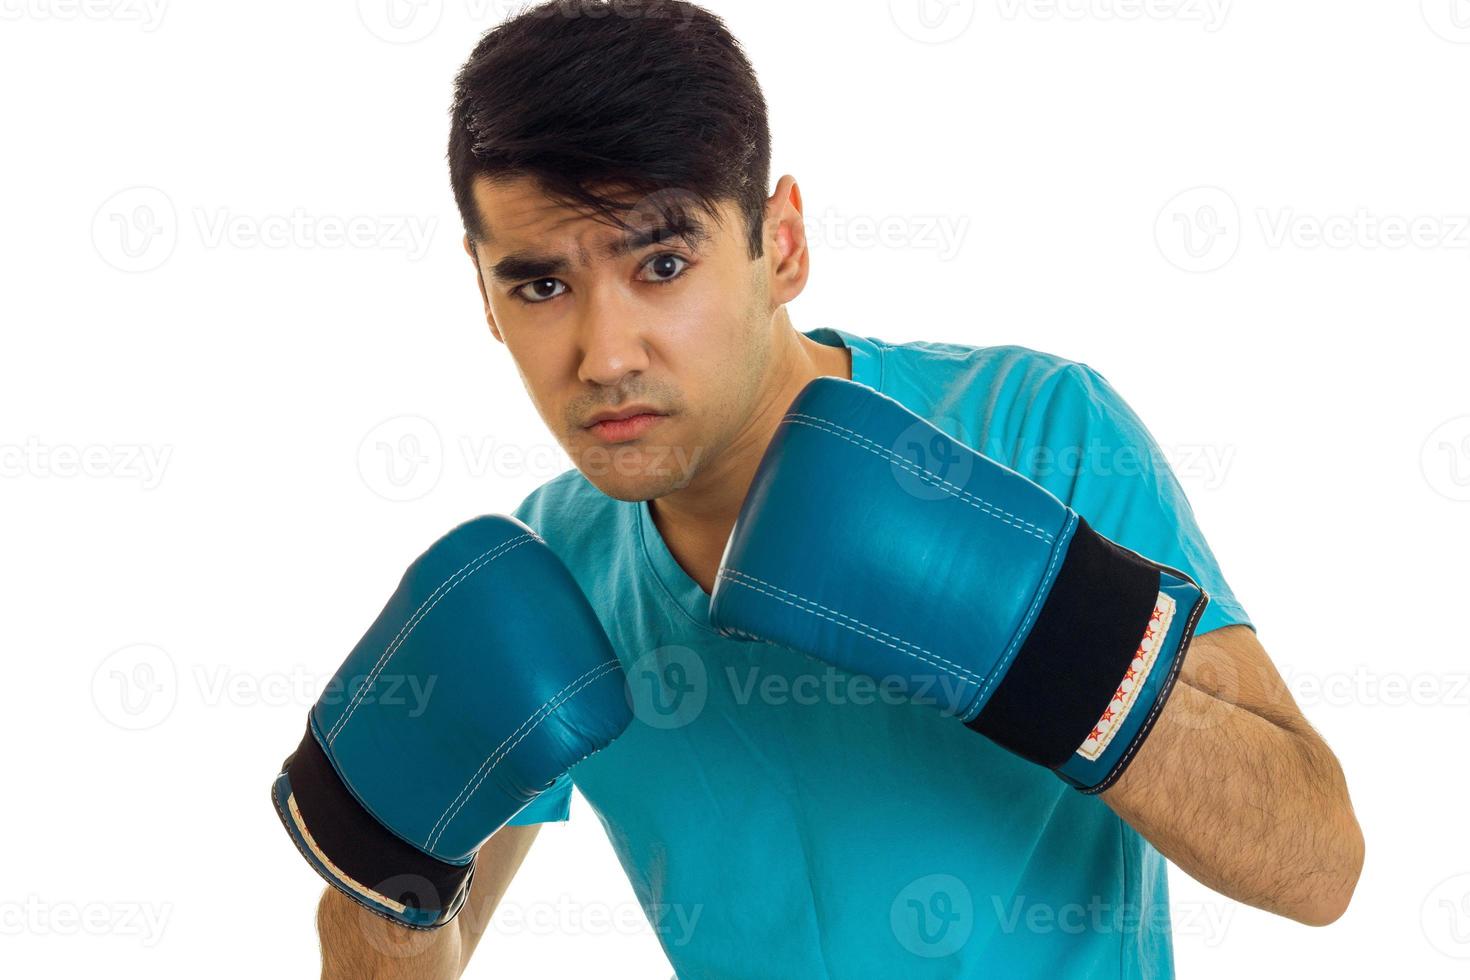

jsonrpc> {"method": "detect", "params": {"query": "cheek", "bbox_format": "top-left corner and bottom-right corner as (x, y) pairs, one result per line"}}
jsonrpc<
(497, 335), (566, 424)
(657, 270), (763, 378)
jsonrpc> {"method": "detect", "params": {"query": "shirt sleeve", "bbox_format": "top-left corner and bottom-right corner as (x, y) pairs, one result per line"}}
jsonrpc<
(1009, 361), (1252, 637)
(505, 774), (573, 826)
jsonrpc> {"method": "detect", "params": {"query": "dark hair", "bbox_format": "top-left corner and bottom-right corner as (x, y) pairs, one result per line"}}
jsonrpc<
(448, 0), (771, 259)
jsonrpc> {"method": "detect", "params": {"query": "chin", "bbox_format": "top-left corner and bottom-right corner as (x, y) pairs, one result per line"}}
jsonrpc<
(566, 429), (705, 501)
(583, 472), (681, 502)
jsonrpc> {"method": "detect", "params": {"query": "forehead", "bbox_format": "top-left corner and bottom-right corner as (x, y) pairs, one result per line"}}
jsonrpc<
(470, 175), (731, 282)
(471, 175), (608, 239)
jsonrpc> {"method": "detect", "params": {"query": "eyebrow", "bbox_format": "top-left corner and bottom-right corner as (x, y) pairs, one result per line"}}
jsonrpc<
(487, 213), (712, 284)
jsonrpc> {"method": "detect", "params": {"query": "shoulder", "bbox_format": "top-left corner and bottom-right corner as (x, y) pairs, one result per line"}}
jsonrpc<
(870, 335), (1092, 404)
(861, 335), (1110, 448)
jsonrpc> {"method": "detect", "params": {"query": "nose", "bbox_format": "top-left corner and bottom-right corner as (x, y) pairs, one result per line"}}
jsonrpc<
(576, 299), (651, 389)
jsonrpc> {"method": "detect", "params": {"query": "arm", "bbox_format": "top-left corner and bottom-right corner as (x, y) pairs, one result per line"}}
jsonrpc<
(710, 375), (1365, 927)
(1101, 625), (1365, 925)
(271, 515), (628, 974)
(317, 823), (541, 979)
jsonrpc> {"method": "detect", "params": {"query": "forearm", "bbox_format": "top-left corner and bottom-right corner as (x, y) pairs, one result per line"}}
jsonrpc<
(703, 376), (1365, 921)
(317, 887), (465, 980)
(1101, 675), (1364, 925)
(313, 823), (539, 978)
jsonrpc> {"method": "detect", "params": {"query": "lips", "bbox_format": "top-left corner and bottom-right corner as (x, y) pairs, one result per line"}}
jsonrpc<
(583, 407), (668, 444)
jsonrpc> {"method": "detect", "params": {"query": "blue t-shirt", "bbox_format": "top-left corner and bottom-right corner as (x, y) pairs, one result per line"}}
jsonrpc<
(508, 328), (1250, 979)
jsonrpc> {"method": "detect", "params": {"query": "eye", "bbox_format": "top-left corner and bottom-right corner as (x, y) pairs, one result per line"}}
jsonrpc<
(639, 253), (690, 285)
(512, 278), (567, 304)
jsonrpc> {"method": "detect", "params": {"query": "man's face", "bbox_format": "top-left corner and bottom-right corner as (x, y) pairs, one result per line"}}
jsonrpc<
(466, 175), (781, 501)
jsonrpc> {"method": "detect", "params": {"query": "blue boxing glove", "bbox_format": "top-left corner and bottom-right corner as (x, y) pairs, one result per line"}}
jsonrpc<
(271, 515), (630, 929)
(710, 378), (1207, 793)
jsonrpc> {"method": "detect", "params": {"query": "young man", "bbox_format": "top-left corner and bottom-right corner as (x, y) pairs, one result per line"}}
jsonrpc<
(301, 2), (1362, 976)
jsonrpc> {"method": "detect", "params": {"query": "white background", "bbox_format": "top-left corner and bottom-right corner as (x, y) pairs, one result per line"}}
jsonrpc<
(2, 0), (1468, 976)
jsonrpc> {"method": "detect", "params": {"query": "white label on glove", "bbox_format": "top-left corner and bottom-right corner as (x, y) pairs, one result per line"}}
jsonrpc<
(1075, 591), (1176, 762)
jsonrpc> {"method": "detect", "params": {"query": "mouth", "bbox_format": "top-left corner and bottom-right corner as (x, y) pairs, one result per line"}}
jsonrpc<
(583, 406), (669, 444)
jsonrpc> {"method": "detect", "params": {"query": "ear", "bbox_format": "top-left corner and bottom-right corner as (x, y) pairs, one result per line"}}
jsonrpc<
(464, 234), (503, 344)
(763, 175), (810, 307)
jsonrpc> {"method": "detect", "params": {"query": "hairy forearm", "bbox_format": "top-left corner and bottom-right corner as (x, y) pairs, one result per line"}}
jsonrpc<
(1102, 676), (1364, 925)
(317, 888), (465, 980)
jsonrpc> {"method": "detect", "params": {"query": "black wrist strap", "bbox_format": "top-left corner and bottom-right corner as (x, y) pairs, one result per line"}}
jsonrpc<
(272, 725), (472, 929)
(968, 516), (1162, 769)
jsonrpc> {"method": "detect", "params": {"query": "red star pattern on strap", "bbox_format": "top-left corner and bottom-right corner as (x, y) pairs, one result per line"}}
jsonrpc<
(1075, 593), (1177, 762)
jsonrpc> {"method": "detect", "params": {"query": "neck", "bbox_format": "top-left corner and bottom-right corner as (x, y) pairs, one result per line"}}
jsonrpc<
(650, 323), (851, 595)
